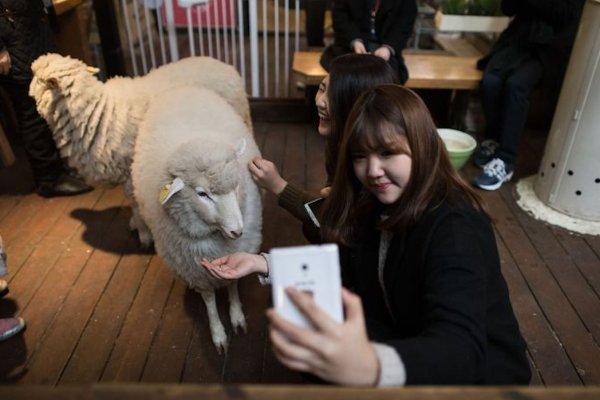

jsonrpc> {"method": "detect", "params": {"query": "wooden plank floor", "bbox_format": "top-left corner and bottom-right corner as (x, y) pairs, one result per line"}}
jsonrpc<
(0, 118), (599, 386)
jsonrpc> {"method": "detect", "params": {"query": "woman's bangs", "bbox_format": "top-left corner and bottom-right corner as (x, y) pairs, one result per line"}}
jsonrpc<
(349, 115), (408, 154)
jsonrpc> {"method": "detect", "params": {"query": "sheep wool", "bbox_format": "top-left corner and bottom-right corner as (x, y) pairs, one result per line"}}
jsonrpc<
(132, 86), (262, 352)
(29, 53), (251, 246)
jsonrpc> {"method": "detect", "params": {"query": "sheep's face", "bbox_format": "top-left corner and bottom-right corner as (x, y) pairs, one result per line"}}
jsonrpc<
(161, 142), (246, 240)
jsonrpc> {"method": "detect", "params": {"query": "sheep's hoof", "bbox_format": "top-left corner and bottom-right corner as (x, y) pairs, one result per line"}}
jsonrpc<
(137, 231), (154, 248)
(212, 335), (229, 355)
(230, 308), (247, 334)
(231, 317), (247, 335)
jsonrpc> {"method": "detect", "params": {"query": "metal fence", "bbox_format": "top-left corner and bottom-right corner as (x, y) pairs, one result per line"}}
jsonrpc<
(115, 0), (306, 98)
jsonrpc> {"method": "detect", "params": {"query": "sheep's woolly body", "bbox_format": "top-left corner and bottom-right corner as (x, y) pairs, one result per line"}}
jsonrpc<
(132, 87), (262, 349)
(30, 54), (251, 185)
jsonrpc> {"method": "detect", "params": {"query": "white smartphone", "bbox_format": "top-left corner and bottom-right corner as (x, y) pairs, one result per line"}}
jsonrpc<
(269, 244), (343, 329)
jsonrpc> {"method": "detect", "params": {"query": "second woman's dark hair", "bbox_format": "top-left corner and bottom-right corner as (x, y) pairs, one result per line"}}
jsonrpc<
(324, 54), (398, 179)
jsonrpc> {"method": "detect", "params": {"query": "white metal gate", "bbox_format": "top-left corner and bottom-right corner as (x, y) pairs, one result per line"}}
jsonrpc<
(116, 0), (306, 97)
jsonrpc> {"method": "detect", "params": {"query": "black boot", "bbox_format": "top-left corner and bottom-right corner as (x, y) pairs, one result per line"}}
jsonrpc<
(36, 173), (94, 198)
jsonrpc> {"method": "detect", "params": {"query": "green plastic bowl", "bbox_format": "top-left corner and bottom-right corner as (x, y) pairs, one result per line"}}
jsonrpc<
(437, 128), (477, 170)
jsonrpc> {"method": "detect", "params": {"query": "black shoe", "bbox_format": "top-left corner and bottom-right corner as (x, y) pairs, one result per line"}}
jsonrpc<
(36, 173), (94, 198)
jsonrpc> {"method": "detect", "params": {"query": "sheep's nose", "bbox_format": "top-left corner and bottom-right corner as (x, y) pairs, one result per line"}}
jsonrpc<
(229, 230), (242, 239)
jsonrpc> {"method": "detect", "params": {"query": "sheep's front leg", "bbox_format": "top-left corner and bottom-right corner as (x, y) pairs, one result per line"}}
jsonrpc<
(130, 206), (153, 248)
(227, 282), (247, 334)
(199, 289), (228, 354)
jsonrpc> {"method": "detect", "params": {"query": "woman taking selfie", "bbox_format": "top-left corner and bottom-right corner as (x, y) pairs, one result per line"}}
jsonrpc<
(203, 85), (530, 385)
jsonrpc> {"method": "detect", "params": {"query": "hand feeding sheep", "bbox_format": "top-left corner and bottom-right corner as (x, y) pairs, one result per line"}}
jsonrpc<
(131, 86), (262, 352)
(29, 54), (252, 247)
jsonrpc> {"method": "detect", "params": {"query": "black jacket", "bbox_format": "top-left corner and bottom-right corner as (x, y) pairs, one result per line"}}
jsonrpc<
(478, 0), (584, 93)
(341, 202), (531, 384)
(0, 0), (56, 83)
(330, 0), (417, 82)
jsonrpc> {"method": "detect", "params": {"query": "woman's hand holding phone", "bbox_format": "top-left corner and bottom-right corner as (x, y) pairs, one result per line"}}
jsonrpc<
(267, 288), (379, 386)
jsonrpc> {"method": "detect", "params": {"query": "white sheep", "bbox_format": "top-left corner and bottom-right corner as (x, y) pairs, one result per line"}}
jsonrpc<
(131, 86), (262, 352)
(29, 54), (252, 246)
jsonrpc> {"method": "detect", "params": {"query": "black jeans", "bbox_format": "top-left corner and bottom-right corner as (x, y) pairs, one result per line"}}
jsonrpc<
(1, 80), (63, 184)
(480, 50), (542, 165)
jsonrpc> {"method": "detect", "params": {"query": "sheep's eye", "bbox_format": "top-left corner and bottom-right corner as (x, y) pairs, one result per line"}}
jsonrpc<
(197, 191), (209, 198)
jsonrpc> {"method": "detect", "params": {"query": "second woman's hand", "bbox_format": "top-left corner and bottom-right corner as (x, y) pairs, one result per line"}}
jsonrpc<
(248, 157), (288, 195)
(199, 252), (268, 280)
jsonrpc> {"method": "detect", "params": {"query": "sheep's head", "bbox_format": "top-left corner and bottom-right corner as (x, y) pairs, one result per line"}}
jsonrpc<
(160, 139), (248, 240)
(29, 53), (101, 121)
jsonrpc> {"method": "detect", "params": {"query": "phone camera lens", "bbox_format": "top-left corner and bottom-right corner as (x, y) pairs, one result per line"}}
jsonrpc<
(302, 264), (308, 271)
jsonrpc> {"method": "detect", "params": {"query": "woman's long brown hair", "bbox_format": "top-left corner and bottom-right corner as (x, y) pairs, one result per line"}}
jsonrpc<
(320, 84), (487, 245)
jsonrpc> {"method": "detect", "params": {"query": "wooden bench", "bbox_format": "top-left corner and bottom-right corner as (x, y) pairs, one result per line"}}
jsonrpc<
(292, 51), (483, 90)
(292, 51), (483, 128)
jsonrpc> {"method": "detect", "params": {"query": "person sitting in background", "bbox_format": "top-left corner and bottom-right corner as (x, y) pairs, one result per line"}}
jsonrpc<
(0, 235), (25, 342)
(473, 0), (585, 191)
(0, 0), (92, 197)
(249, 54), (397, 242)
(202, 85), (531, 386)
(319, 0), (417, 84)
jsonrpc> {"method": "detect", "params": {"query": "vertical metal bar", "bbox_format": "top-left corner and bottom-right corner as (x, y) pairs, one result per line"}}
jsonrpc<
(213, 0), (222, 60)
(221, 0), (229, 63)
(186, 6), (196, 56)
(143, 3), (157, 68)
(283, 0), (289, 96)
(274, 0), (279, 96)
(132, 0), (149, 73)
(229, 0), (237, 68)
(206, 0), (214, 57)
(248, 0), (259, 96)
(164, 0), (180, 61)
(237, 0), (246, 85)
(262, 0), (268, 96)
(197, 6), (205, 56)
(120, 0), (139, 75)
(156, 4), (168, 64)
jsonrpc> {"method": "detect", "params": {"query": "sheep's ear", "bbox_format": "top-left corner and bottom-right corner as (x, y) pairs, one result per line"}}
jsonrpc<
(235, 138), (247, 159)
(159, 177), (185, 205)
(46, 77), (59, 89)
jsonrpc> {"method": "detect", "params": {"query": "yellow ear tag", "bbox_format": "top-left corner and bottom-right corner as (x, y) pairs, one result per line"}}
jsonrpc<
(159, 184), (171, 204)
(159, 177), (185, 205)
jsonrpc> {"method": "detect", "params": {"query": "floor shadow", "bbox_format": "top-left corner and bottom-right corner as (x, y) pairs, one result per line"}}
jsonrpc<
(70, 207), (154, 255)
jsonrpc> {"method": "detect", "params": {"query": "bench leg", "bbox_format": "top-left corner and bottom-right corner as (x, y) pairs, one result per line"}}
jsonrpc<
(448, 90), (471, 131)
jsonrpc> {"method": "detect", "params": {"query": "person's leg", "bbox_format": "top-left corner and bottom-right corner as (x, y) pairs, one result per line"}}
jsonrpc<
(2, 81), (93, 197)
(473, 71), (504, 167)
(495, 57), (543, 165)
(2, 81), (63, 185)
(480, 71), (504, 144)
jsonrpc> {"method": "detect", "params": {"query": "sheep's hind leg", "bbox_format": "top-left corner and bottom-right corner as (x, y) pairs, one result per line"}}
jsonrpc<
(227, 282), (247, 334)
(199, 289), (228, 354)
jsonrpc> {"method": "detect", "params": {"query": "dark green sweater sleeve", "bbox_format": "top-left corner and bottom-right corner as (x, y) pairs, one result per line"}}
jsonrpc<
(277, 183), (318, 223)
